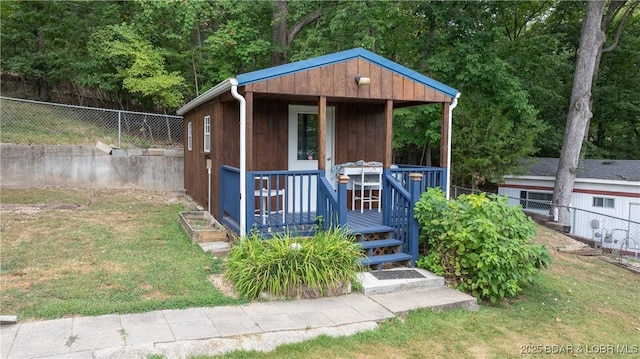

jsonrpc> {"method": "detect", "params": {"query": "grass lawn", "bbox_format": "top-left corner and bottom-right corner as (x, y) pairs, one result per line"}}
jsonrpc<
(0, 188), (245, 320)
(201, 227), (640, 359)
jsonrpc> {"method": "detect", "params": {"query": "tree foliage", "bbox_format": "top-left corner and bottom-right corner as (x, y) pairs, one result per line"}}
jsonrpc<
(85, 24), (186, 109)
(2, 0), (639, 179)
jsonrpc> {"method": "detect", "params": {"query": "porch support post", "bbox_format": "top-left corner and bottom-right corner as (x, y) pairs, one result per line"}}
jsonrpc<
(337, 175), (349, 226)
(408, 173), (423, 266)
(439, 102), (450, 169)
(383, 100), (393, 168)
(245, 91), (254, 170)
(318, 96), (327, 172)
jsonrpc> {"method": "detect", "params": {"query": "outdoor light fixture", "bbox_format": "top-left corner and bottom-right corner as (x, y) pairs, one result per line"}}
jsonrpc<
(355, 76), (371, 85)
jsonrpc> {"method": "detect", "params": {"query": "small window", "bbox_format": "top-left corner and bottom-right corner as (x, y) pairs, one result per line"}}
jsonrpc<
(187, 122), (192, 151)
(297, 113), (318, 160)
(204, 115), (210, 152)
(593, 197), (614, 208)
(520, 191), (552, 210)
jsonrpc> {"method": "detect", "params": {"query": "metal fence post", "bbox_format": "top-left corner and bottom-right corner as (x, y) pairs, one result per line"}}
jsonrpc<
(118, 111), (122, 148)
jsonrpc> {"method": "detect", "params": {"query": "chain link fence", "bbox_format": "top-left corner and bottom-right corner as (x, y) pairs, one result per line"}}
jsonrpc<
(0, 96), (183, 149)
(452, 186), (640, 263)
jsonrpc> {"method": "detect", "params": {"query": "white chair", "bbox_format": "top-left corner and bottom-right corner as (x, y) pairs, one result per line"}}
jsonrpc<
(351, 166), (383, 213)
(254, 176), (285, 226)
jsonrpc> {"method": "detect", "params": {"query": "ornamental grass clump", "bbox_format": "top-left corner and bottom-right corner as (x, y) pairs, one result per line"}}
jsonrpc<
(415, 188), (550, 303)
(225, 227), (364, 300)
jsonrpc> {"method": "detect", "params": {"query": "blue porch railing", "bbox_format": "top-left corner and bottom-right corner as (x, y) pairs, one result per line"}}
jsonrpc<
(390, 165), (446, 192)
(219, 165), (446, 264)
(317, 176), (347, 229)
(220, 165), (240, 225)
(220, 167), (326, 235)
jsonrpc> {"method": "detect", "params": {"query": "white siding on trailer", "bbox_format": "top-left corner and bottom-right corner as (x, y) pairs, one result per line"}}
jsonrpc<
(629, 204), (640, 256)
(503, 177), (554, 189)
(500, 178), (555, 215)
(501, 177), (639, 221)
(498, 187), (520, 202)
(500, 176), (640, 256)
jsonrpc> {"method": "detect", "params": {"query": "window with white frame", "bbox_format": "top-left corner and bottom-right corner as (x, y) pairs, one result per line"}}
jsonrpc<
(204, 115), (210, 152)
(593, 197), (614, 208)
(187, 122), (192, 151)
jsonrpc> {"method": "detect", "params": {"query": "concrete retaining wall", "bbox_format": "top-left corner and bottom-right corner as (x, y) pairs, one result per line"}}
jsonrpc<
(0, 144), (184, 191)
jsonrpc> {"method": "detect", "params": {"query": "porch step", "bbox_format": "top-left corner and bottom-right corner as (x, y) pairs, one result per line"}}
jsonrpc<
(349, 225), (394, 235)
(361, 253), (412, 267)
(358, 238), (403, 250)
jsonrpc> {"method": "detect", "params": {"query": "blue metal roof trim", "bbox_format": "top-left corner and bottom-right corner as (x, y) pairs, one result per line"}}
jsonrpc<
(235, 48), (458, 98)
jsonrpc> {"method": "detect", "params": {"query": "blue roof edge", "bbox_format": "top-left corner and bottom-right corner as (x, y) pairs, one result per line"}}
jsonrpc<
(235, 48), (458, 99)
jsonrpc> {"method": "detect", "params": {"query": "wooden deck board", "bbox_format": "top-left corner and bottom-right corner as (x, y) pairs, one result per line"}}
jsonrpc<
(346, 210), (386, 233)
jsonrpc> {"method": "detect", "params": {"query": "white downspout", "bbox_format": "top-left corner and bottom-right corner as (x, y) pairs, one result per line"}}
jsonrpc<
(446, 92), (461, 200)
(230, 79), (247, 237)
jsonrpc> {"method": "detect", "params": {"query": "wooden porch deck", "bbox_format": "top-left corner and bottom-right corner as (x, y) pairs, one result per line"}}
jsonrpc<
(223, 209), (386, 237)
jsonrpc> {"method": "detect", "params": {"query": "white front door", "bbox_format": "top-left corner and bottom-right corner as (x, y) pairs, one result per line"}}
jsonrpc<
(288, 105), (335, 211)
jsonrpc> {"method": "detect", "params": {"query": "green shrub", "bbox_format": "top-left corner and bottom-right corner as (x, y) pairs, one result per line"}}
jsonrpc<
(224, 227), (365, 300)
(415, 188), (550, 303)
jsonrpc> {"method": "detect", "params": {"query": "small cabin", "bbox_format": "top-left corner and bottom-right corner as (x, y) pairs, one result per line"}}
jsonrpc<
(177, 48), (460, 268)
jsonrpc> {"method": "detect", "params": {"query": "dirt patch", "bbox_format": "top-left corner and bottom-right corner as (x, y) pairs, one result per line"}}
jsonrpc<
(468, 345), (489, 359)
(208, 273), (239, 299)
(142, 291), (172, 301)
(0, 203), (88, 214)
(535, 225), (589, 251)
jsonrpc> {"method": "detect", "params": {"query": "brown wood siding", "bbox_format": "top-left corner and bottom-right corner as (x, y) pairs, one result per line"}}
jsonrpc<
(244, 59), (452, 103)
(181, 99), (243, 220)
(252, 100), (289, 170)
(334, 103), (386, 164)
(221, 101), (240, 168)
(183, 101), (219, 212)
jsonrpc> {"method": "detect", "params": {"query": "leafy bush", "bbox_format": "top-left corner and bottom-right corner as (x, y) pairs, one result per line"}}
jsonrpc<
(225, 227), (364, 300)
(415, 188), (550, 303)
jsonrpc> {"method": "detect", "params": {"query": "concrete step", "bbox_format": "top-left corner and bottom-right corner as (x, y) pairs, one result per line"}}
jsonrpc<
(358, 267), (444, 295)
(367, 286), (479, 315)
(199, 241), (231, 256)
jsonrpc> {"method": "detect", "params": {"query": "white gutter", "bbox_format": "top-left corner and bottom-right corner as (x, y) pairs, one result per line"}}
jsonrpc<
(229, 78), (247, 237)
(446, 92), (461, 200)
(177, 79), (232, 115)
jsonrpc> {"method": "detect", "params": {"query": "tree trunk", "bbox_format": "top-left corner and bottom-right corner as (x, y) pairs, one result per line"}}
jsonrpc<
(33, 2), (51, 102)
(270, 1), (328, 66)
(584, 1), (636, 146)
(37, 77), (50, 102)
(422, 142), (432, 167)
(270, 0), (288, 66)
(553, 0), (606, 225)
(407, 144), (418, 165)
